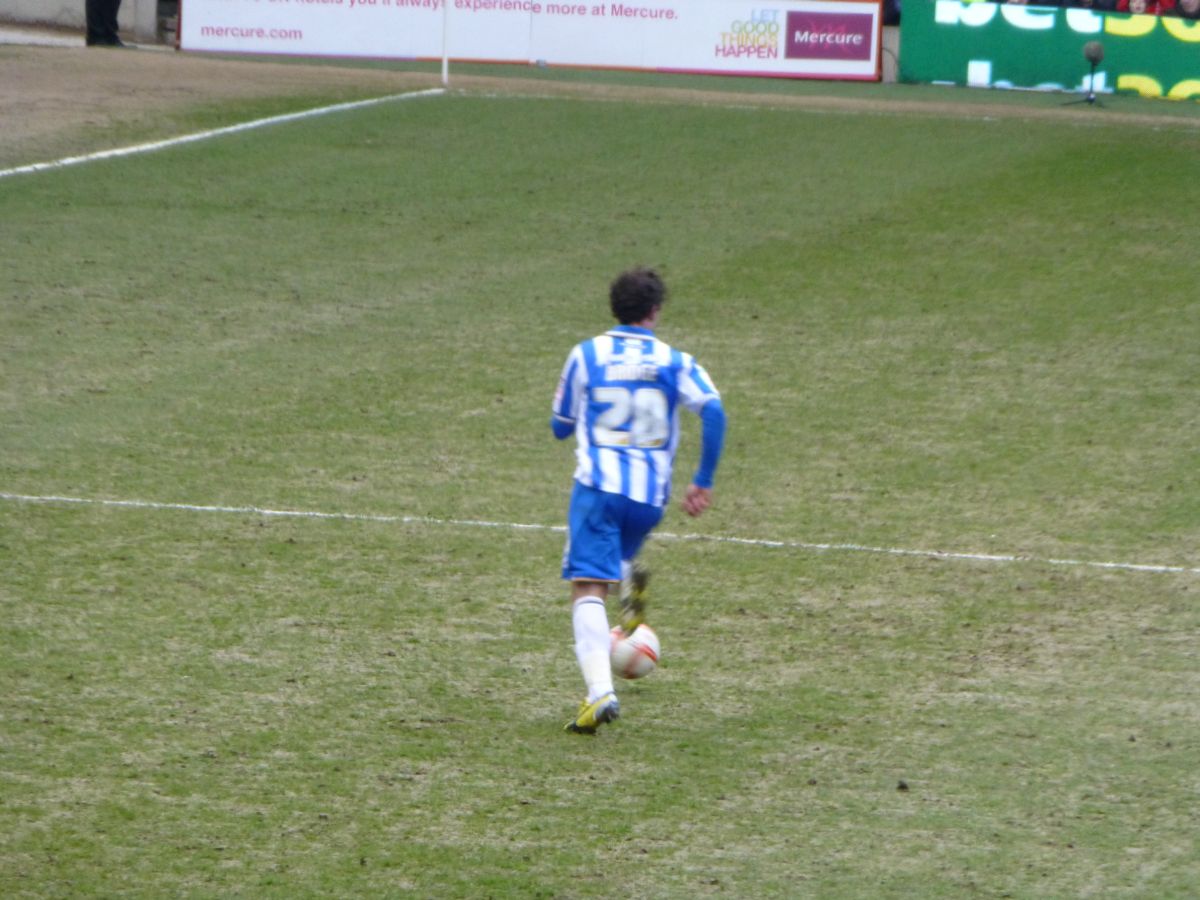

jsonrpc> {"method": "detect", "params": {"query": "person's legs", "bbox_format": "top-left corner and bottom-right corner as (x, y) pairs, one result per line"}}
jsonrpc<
(106, 0), (121, 38)
(86, 0), (125, 45)
(617, 499), (662, 633)
(565, 580), (620, 733)
(561, 485), (623, 732)
(571, 581), (614, 704)
(85, 0), (107, 45)
(561, 488), (664, 732)
(107, 0), (127, 45)
(618, 561), (651, 633)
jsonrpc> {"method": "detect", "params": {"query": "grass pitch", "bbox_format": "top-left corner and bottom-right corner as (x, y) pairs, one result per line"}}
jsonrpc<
(2, 62), (1198, 897)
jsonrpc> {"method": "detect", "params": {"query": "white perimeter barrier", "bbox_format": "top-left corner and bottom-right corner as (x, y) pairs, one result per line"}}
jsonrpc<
(179, 0), (882, 81)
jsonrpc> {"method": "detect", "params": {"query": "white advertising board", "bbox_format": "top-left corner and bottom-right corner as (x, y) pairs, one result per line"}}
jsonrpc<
(179, 0), (882, 80)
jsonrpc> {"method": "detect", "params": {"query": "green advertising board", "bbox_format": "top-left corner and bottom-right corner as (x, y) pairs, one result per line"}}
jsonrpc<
(900, 0), (1200, 101)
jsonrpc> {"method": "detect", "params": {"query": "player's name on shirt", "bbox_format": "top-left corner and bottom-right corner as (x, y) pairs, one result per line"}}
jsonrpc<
(603, 363), (660, 382)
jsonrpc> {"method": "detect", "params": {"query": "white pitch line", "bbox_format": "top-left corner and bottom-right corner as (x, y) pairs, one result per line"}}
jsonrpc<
(0, 88), (445, 180)
(2, 491), (1196, 576)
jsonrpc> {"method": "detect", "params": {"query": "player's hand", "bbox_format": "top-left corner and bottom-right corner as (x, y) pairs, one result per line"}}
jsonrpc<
(681, 484), (712, 518)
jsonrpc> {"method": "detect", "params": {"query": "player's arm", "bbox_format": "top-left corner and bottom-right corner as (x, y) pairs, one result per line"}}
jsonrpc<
(682, 398), (725, 517)
(550, 348), (583, 441)
(551, 414), (574, 440)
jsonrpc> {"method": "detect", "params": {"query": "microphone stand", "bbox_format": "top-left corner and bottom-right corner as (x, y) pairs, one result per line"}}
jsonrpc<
(1065, 58), (1104, 107)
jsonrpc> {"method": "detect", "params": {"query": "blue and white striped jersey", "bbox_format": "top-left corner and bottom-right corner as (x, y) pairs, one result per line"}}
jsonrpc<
(552, 325), (721, 507)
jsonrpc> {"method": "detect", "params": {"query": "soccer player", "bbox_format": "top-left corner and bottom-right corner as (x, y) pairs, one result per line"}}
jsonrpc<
(551, 267), (726, 734)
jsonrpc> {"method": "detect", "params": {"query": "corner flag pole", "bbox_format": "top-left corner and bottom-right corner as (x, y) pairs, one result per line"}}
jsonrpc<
(441, 0), (450, 86)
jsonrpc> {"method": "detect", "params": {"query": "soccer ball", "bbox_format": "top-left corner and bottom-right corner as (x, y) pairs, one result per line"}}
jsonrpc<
(610, 624), (660, 680)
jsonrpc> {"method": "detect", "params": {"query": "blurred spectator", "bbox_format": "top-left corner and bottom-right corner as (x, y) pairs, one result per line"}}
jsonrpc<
(1175, 0), (1200, 16)
(86, 0), (127, 47)
(1116, 0), (1175, 12)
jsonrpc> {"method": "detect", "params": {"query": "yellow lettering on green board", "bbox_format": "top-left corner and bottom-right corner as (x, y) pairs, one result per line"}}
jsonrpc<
(1116, 74), (1163, 97)
(1167, 80), (1200, 100)
(1105, 14), (1157, 37)
(1162, 17), (1200, 42)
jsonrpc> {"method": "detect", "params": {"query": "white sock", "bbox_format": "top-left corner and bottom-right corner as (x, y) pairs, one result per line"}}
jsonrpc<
(573, 596), (615, 703)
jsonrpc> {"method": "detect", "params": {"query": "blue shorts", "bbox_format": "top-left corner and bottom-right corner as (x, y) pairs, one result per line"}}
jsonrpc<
(562, 482), (664, 582)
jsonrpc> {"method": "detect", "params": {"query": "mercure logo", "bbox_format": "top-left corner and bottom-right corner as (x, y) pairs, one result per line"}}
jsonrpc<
(785, 11), (874, 60)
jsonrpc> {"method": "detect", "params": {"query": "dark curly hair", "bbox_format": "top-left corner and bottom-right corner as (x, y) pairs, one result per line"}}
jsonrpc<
(609, 267), (667, 325)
